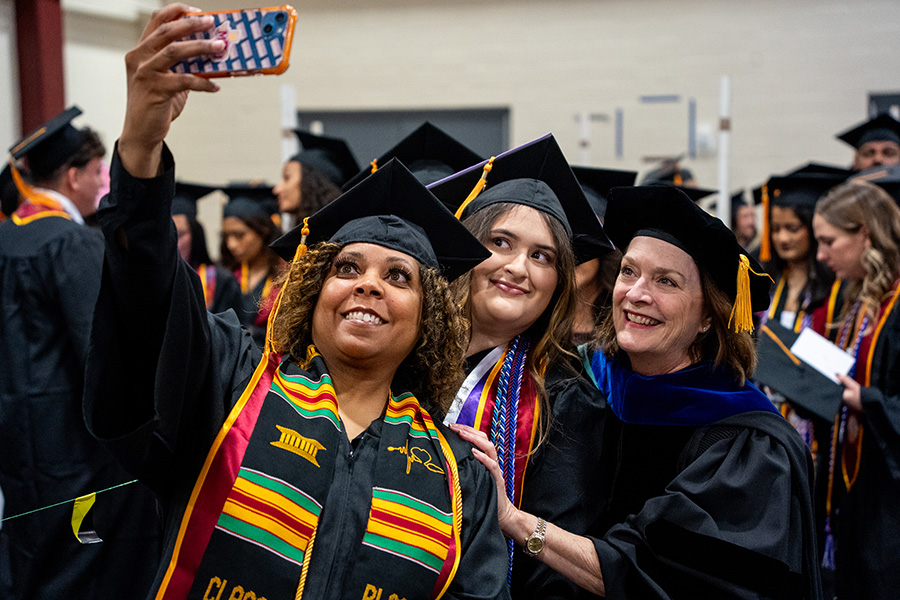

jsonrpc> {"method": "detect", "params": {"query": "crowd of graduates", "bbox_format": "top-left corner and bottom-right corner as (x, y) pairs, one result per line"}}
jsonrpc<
(1, 6), (900, 599)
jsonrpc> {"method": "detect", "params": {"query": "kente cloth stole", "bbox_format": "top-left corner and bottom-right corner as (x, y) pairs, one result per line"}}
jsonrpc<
(11, 198), (71, 226)
(154, 348), (462, 600)
(446, 336), (539, 508)
(197, 264), (216, 310)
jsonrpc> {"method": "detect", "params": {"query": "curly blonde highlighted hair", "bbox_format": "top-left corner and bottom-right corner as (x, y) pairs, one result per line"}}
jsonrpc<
(816, 181), (900, 331)
(268, 242), (468, 416)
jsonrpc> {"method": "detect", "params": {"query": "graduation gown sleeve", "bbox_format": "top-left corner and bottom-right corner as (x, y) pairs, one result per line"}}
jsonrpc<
(84, 144), (259, 497)
(512, 367), (607, 600)
(858, 304), (900, 480)
(593, 412), (818, 600)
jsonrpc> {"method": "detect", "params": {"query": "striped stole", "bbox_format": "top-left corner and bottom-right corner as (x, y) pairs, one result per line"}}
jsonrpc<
(155, 348), (462, 600)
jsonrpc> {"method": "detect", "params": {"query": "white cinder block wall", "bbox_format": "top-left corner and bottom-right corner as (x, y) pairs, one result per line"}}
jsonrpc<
(2, 0), (899, 244)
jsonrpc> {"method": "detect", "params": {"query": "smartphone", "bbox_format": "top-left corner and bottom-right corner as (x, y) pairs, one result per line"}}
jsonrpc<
(170, 5), (296, 78)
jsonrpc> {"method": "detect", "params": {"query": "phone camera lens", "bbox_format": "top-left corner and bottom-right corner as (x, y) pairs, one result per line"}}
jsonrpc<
(276, 12), (285, 22)
(263, 23), (273, 34)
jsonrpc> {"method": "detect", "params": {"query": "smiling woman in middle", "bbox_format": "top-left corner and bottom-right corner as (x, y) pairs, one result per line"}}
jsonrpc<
(428, 134), (614, 598)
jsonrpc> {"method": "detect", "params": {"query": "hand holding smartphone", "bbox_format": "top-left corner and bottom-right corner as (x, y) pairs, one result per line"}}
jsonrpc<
(170, 5), (297, 78)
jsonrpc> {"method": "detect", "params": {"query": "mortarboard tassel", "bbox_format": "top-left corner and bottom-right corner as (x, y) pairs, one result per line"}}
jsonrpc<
(264, 217), (310, 354)
(759, 184), (771, 262)
(728, 254), (755, 333)
(673, 172), (683, 186)
(454, 157), (495, 219)
(8, 158), (65, 212)
(370, 159), (378, 174)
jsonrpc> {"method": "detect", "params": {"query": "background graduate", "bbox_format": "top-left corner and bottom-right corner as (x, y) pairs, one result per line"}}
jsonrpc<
(813, 180), (900, 599)
(171, 181), (242, 315)
(0, 107), (160, 599)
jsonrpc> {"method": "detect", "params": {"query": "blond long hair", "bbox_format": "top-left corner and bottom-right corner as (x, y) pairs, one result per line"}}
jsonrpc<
(816, 181), (900, 330)
(451, 202), (578, 442)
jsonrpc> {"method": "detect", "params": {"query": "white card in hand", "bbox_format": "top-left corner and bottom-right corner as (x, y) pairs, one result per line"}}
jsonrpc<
(789, 328), (856, 384)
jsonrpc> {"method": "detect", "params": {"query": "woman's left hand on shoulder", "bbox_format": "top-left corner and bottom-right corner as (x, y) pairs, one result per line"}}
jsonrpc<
(449, 423), (517, 530)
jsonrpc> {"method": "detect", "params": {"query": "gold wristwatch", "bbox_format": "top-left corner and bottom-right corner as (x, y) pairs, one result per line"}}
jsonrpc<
(523, 517), (547, 557)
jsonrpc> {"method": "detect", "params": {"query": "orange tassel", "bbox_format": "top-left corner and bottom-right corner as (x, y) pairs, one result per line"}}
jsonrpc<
(727, 254), (773, 333)
(453, 156), (495, 220)
(264, 217), (310, 354)
(759, 184), (771, 262)
(370, 159), (378, 174)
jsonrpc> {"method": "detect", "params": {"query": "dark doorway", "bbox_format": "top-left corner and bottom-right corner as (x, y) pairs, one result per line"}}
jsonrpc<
(295, 107), (510, 167)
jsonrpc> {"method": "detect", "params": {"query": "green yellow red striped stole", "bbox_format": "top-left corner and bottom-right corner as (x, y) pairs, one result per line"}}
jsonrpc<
(155, 349), (462, 600)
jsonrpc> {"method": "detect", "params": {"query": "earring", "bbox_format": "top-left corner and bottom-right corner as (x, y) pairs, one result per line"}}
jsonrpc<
(701, 325), (709, 333)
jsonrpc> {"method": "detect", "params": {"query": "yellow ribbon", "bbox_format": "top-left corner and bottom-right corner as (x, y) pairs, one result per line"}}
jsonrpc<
(71, 493), (102, 544)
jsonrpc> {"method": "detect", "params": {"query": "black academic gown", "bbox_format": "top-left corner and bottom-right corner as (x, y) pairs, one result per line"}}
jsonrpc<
(584, 350), (821, 600)
(83, 145), (510, 600)
(204, 263), (243, 316)
(825, 283), (900, 600)
(510, 361), (607, 600)
(0, 206), (160, 599)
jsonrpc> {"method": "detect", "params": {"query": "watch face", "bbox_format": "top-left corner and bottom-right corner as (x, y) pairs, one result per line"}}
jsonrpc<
(526, 537), (544, 554)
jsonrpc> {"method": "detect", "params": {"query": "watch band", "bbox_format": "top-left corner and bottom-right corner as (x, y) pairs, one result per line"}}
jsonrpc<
(523, 516), (547, 556)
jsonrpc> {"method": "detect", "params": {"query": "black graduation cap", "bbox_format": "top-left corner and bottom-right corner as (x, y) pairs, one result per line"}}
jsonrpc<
(639, 157), (694, 186)
(785, 162), (854, 178)
(754, 321), (844, 421)
(271, 159), (490, 281)
(757, 173), (847, 261)
(604, 185), (772, 323)
(8, 106), (86, 178)
(676, 185), (717, 204)
(222, 183), (278, 220)
(765, 174), (846, 210)
(290, 130), (360, 187)
(571, 166), (638, 218)
(850, 163), (900, 205)
(836, 113), (900, 149)
(172, 182), (219, 218)
(427, 134), (614, 263)
(342, 122), (483, 190)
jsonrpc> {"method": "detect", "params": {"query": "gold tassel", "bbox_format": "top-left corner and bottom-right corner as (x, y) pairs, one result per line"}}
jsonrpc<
(728, 254), (755, 333)
(264, 217), (310, 355)
(727, 255), (773, 333)
(673, 172), (682, 186)
(370, 159), (378, 174)
(759, 184), (771, 262)
(8, 158), (58, 209)
(453, 156), (495, 220)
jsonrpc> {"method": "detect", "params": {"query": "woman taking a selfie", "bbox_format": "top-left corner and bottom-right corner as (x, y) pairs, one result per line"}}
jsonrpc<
(429, 135), (612, 599)
(464, 185), (822, 599)
(83, 7), (509, 599)
(813, 180), (900, 600)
